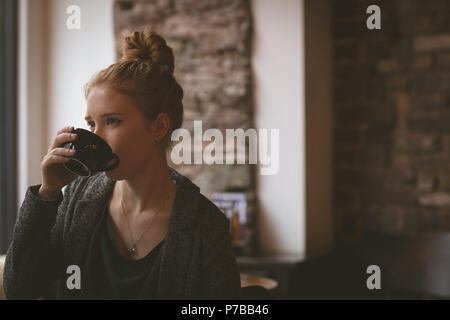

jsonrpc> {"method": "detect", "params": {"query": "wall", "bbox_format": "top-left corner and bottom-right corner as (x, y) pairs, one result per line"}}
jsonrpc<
(17, 0), (115, 204)
(251, 0), (305, 254)
(44, 0), (116, 147)
(334, 0), (450, 243)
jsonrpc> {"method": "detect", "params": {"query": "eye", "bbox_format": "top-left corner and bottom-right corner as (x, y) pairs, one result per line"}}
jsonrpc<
(86, 121), (95, 129)
(106, 117), (119, 125)
(86, 118), (121, 129)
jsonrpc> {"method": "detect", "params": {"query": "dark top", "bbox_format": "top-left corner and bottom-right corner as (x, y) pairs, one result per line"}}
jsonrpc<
(83, 203), (165, 300)
(4, 167), (242, 300)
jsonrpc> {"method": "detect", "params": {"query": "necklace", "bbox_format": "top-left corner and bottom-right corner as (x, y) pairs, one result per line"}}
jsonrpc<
(120, 183), (167, 257)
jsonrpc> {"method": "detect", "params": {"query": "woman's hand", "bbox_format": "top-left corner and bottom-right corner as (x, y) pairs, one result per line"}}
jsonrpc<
(39, 126), (79, 199)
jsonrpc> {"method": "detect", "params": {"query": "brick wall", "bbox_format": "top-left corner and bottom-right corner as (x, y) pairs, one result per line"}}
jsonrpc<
(334, 0), (450, 244)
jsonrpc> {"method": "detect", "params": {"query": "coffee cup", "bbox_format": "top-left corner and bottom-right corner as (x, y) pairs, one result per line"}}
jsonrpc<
(60, 128), (120, 177)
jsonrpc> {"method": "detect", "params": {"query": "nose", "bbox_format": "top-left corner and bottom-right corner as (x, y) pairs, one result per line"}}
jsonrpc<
(93, 129), (107, 142)
(93, 128), (102, 137)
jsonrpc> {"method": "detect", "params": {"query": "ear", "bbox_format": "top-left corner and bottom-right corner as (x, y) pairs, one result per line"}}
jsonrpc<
(153, 112), (171, 141)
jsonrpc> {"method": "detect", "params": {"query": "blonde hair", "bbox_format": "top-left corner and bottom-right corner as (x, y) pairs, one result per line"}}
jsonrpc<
(84, 30), (184, 150)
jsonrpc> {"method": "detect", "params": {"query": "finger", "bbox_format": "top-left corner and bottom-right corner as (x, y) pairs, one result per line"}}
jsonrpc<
(44, 154), (71, 164)
(49, 147), (76, 157)
(51, 126), (75, 150)
(51, 132), (78, 150)
(57, 126), (75, 135)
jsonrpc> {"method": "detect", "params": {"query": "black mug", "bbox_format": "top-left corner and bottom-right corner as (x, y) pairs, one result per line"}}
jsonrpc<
(60, 128), (120, 177)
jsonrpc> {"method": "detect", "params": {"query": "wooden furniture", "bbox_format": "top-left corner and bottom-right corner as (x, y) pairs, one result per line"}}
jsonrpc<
(240, 272), (278, 291)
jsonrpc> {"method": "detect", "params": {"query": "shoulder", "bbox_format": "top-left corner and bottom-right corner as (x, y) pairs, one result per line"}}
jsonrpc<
(171, 167), (230, 236)
(195, 192), (230, 239)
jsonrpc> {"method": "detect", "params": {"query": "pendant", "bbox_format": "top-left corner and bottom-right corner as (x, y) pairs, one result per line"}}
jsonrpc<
(128, 245), (137, 256)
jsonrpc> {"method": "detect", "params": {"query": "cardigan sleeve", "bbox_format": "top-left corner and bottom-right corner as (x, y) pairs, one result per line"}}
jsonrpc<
(201, 217), (242, 299)
(2, 181), (75, 300)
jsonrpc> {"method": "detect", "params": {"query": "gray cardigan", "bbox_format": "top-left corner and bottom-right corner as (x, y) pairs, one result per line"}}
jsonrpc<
(3, 167), (242, 299)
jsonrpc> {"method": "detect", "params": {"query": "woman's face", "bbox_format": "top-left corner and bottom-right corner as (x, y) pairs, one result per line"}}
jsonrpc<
(85, 85), (160, 180)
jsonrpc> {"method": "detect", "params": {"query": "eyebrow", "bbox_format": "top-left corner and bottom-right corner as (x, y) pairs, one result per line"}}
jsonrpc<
(84, 113), (123, 121)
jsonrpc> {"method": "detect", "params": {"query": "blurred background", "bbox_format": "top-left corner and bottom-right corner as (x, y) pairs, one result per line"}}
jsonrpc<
(1, 0), (450, 299)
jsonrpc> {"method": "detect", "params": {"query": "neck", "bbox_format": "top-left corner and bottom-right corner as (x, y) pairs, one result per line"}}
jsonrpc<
(118, 156), (176, 214)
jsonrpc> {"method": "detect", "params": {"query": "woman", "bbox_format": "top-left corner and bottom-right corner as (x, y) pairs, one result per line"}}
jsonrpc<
(3, 30), (242, 300)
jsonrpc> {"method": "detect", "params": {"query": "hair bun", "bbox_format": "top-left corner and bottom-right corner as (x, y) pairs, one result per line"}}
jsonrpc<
(121, 30), (174, 74)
